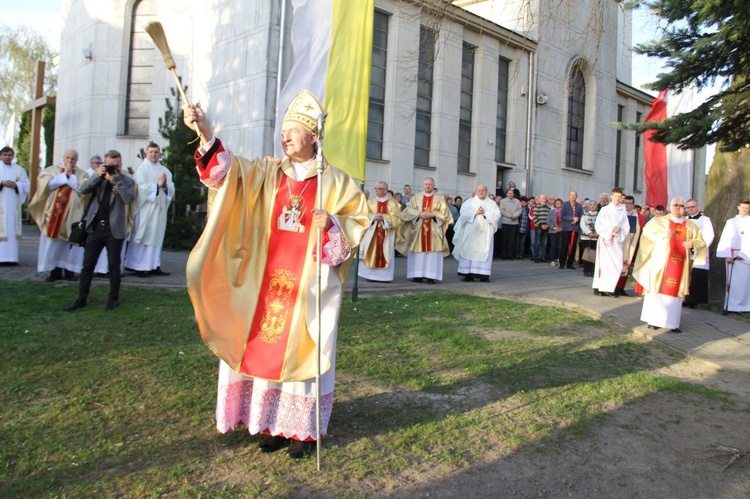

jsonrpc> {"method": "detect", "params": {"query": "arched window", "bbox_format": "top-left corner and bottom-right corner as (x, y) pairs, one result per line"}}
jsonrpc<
(565, 61), (586, 170)
(125, 0), (156, 136)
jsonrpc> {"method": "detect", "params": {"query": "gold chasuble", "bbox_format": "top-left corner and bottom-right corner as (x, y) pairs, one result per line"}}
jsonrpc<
(632, 216), (706, 299)
(360, 196), (401, 269)
(187, 153), (368, 382)
(28, 166), (88, 240)
(396, 192), (452, 256)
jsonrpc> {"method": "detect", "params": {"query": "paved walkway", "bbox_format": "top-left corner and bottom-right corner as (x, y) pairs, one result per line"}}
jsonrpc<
(4, 224), (749, 379)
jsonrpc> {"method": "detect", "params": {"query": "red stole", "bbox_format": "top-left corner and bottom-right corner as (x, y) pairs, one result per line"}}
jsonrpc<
(420, 195), (434, 251)
(47, 184), (72, 239)
(373, 200), (388, 268)
(659, 219), (687, 297)
(240, 174), (318, 379)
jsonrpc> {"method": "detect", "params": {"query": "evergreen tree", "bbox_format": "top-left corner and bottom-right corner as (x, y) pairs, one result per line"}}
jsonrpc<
(42, 103), (55, 167)
(158, 86), (206, 250)
(16, 111), (31, 167)
(631, 0), (750, 152)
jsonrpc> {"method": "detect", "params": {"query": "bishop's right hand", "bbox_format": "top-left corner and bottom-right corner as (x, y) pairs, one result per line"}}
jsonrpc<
(183, 104), (213, 146)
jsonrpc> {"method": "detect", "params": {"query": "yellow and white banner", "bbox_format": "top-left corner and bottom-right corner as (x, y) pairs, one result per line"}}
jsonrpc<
(274, 0), (374, 182)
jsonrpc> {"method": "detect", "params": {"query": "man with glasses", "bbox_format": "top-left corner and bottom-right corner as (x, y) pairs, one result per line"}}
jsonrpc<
(633, 197), (706, 332)
(683, 199), (714, 309)
(716, 199), (750, 314)
(614, 195), (643, 296)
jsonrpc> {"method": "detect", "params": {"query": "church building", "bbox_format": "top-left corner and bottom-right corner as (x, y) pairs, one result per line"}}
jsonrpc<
(54, 0), (705, 204)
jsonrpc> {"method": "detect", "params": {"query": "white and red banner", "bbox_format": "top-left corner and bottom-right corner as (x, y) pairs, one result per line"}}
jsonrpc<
(643, 89), (695, 208)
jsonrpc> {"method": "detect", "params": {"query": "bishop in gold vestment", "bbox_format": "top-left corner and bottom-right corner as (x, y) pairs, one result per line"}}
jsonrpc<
(184, 90), (369, 458)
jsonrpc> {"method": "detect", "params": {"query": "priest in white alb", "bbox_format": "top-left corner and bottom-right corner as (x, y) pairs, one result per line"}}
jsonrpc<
(633, 197), (706, 332)
(124, 143), (174, 276)
(452, 184), (500, 282)
(396, 177), (452, 284)
(28, 149), (87, 281)
(358, 181), (401, 282)
(592, 188), (630, 297)
(716, 199), (750, 314)
(0, 147), (30, 265)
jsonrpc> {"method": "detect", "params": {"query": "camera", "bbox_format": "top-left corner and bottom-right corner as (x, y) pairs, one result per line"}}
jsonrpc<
(104, 163), (118, 175)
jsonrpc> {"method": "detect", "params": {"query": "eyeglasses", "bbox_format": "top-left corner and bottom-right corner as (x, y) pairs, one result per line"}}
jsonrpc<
(686, 205), (698, 209)
(672, 204), (685, 208)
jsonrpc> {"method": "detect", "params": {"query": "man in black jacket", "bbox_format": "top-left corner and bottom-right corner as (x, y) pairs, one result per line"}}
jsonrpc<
(66, 150), (136, 311)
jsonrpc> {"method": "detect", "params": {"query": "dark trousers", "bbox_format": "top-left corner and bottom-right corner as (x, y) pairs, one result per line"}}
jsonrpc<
(582, 239), (597, 276)
(515, 230), (528, 258)
(534, 228), (548, 261)
(559, 230), (578, 268)
(78, 224), (125, 303)
(501, 224), (518, 259)
(548, 231), (561, 263)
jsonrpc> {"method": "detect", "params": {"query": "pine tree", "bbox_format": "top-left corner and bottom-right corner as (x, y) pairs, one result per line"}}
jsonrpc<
(158, 86), (207, 250)
(631, 0), (750, 152)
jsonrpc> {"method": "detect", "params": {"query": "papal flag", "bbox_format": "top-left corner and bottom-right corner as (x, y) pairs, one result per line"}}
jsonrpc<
(643, 89), (695, 208)
(273, 0), (374, 182)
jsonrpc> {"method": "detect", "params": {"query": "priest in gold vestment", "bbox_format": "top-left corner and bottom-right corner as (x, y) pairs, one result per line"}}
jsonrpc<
(28, 150), (87, 281)
(183, 90), (369, 459)
(358, 181), (401, 282)
(396, 177), (452, 284)
(633, 197), (706, 332)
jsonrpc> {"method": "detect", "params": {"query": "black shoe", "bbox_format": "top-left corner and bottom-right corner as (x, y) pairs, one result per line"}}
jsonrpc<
(566, 265), (576, 270)
(671, 328), (682, 333)
(45, 268), (63, 282)
(647, 324), (659, 330)
(133, 271), (150, 278)
(287, 440), (315, 459)
(104, 300), (119, 311)
(559, 265), (566, 270)
(478, 276), (489, 282)
(425, 278), (436, 284)
(150, 267), (170, 276)
(411, 277), (424, 283)
(593, 289), (601, 296)
(64, 270), (77, 281)
(94, 272), (109, 278)
(259, 435), (288, 453)
(65, 299), (87, 312)
(461, 275), (475, 282)
(534, 259), (540, 263)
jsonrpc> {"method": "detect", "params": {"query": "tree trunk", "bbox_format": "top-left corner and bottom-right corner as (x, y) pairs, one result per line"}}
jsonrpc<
(704, 146), (750, 300)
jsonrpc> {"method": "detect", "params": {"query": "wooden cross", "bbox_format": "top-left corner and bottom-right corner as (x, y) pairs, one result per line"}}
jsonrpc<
(22, 60), (56, 201)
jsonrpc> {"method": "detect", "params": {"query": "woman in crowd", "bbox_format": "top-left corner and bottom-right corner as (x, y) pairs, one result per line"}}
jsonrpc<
(547, 198), (563, 266)
(579, 200), (599, 277)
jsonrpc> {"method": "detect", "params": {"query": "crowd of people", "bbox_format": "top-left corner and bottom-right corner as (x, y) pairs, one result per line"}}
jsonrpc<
(0, 144), (174, 311)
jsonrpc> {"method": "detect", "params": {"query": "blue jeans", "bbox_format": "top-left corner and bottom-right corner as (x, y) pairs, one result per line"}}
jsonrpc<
(534, 228), (548, 261)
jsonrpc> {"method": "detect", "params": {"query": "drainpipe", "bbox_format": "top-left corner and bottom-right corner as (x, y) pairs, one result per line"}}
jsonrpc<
(524, 50), (537, 195)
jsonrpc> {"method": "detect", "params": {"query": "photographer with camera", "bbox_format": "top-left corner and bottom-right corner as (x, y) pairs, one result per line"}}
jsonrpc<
(66, 150), (135, 312)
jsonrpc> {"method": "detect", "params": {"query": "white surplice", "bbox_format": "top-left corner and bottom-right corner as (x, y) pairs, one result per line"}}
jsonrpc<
(716, 214), (750, 312)
(592, 202), (629, 293)
(0, 162), (30, 263)
(452, 195), (500, 276)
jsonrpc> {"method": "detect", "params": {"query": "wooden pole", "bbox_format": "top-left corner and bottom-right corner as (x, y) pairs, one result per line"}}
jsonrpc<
(22, 60), (55, 203)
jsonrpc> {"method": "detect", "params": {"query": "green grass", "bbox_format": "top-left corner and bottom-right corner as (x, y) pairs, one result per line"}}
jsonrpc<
(0, 281), (741, 497)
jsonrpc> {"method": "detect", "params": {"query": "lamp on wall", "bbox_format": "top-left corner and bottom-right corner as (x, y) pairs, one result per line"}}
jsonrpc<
(83, 47), (93, 60)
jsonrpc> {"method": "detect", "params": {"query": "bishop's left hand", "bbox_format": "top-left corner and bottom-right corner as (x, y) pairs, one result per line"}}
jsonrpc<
(312, 209), (332, 231)
(682, 240), (693, 249)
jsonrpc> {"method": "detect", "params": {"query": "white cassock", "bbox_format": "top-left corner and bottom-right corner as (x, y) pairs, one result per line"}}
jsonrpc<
(358, 195), (400, 282)
(452, 195), (500, 277)
(0, 162), (30, 263)
(592, 203), (630, 293)
(124, 160), (174, 271)
(37, 173), (85, 272)
(716, 214), (750, 312)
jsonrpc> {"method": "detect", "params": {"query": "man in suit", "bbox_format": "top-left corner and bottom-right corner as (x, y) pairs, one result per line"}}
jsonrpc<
(66, 150), (136, 311)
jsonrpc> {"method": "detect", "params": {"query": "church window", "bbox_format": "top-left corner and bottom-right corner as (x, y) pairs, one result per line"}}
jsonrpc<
(367, 11), (389, 160)
(495, 58), (509, 163)
(565, 62), (586, 170)
(457, 43), (475, 173)
(414, 27), (436, 167)
(125, 0), (157, 136)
